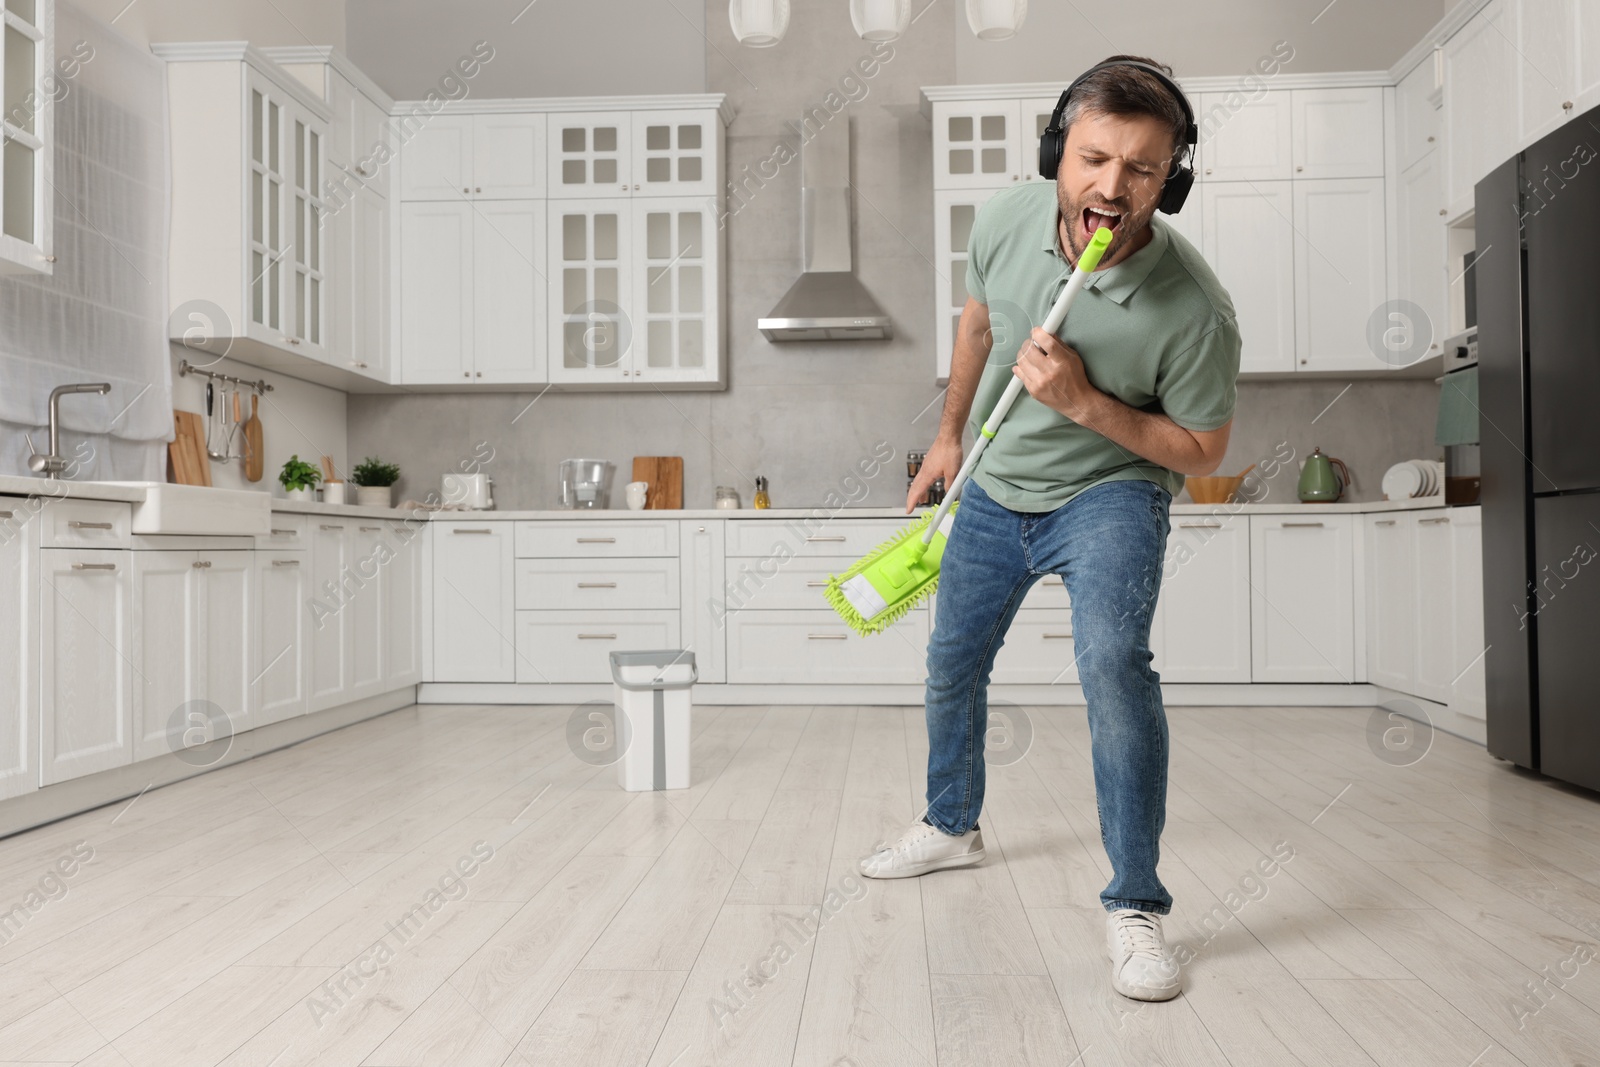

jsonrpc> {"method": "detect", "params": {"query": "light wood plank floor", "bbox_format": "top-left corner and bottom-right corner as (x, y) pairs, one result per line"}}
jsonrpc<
(2, 702), (1599, 1066)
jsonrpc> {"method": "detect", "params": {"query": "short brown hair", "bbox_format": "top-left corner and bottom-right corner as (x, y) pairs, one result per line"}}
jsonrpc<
(1061, 54), (1189, 160)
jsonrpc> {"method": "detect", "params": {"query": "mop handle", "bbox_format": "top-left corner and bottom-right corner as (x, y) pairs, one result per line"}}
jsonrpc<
(919, 226), (1114, 544)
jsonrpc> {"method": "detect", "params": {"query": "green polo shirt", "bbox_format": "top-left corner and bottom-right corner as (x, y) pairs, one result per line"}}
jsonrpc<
(963, 180), (1240, 513)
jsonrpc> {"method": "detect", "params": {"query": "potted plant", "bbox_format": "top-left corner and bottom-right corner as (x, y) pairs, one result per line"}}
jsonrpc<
(279, 454), (321, 502)
(351, 457), (401, 507)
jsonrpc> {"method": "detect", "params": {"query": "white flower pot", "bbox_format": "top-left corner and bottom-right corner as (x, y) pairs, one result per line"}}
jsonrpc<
(283, 486), (313, 502)
(355, 485), (392, 508)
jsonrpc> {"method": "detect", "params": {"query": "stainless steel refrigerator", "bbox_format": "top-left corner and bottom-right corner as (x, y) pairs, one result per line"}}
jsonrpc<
(1478, 106), (1600, 791)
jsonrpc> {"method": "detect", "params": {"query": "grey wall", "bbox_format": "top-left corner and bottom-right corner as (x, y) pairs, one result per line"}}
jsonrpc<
(346, 0), (1451, 510)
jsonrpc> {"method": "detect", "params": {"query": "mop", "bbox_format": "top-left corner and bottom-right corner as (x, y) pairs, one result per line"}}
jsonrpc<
(823, 225), (1114, 635)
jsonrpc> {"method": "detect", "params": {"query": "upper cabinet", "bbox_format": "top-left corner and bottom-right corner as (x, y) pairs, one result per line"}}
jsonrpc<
(399, 113), (546, 200)
(1395, 58), (1441, 174)
(1195, 91), (1293, 181)
(932, 100), (1025, 189)
(1441, 0), (1515, 216)
(546, 109), (720, 198)
(1290, 88), (1385, 179)
(0, 0), (53, 275)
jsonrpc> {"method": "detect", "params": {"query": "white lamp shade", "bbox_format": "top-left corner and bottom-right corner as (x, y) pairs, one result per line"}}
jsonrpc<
(965, 0), (1027, 40)
(730, 0), (790, 47)
(850, 0), (912, 41)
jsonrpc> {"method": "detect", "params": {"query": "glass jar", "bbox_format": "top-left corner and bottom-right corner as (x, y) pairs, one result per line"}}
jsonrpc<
(714, 486), (741, 509)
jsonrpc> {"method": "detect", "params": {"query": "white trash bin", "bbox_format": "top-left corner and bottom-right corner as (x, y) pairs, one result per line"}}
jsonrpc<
(610, 649), (696, 791)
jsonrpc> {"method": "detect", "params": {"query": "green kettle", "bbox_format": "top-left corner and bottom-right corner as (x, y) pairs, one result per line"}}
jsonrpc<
(1298, 447), (1350, 503)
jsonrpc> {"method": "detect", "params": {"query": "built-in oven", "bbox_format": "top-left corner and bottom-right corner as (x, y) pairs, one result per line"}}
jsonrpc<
(1436, 327), (1479, 504)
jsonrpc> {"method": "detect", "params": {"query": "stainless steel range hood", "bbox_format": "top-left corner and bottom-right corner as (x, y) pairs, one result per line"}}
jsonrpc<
(757, 117), (893, 342)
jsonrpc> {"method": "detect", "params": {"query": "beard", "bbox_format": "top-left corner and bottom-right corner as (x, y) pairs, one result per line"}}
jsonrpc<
(1056, 183), (1155, 264)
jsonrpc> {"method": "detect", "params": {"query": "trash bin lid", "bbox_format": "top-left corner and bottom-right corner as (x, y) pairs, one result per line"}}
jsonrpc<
(609, 649), (697, 690)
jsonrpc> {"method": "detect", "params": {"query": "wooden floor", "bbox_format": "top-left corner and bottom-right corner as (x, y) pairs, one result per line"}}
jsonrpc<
(2, 701), (1599, 1066)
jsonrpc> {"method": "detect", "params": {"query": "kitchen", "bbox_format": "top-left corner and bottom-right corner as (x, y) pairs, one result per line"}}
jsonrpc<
(1, 0), (1597, 1064)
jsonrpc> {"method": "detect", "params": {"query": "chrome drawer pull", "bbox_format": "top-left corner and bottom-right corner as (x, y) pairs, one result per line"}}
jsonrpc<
(805, 535), (847, 542)
(577, 581), (618, 588)
(577, 633), (617, 639)
(1374, 519), (1396, 526)
(808, 633), (848, 640)
(69, 520), (114, 530)
(319, 524), (344, 531)
(1043, 632), (1073, 639)
(576, 537), (617, 543)
(271, 559), (301, 567)
(271, 528), (296, 536)
(360, 525), (383, 532)
(1282, 522), (1324, 528)
(0, 510), (12, 519)
(191, 560), (212, 569)
(806, 580), (830, 587)
(1418, 516), (1451, 525)
(1177, 522), (1221, 529)
(71, 562), (116, 571)
(453, 528), (492, 534)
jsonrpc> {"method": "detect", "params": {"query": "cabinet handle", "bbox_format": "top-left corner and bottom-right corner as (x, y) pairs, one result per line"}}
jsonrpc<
(192, 560), (212, 569)
(463, 187), (469, 194)
(1564, 100), (1574, 111)
(578, 633), (618, 639)
(1205, 168), (1212, 175)
(577, 581), (617, 588)
(806, 580), (830, 587)
(68, 520), (114, 530)
(1296, 165), (1304, 172)
(806, 535), (847, 542)
(452, 528), (493, 534)
(463, 371), (471, 378)
(697, 526), (706, 532)
(1374, 519), (1396, 526)
(475, 187), (482, 193)
(476, 371), (483, 377)
(1177, 522), (1222, 529)
(1418, 516), (1451, 525)
(355, 164), (373, 177)
(576, 537), (616, 543)
(71, 562), (116, 571)
(271, 528), (296, 536)
(360, 525), (383, 532)
(1282, 521), (1324, 528)
(0, 511), (12, 519)
(1043, 632), (1073, 639)
(272, 558), (301, 567)
(807, 633), (848, 640)
(1426, 135), (1435, 142)
(320, 524), (345, 530)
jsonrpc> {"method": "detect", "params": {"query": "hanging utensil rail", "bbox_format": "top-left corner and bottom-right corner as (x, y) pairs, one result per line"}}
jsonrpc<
(178, 359), (275, 394)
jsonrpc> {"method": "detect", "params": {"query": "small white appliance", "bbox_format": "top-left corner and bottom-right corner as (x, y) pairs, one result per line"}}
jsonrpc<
(443, 472), (494, 510)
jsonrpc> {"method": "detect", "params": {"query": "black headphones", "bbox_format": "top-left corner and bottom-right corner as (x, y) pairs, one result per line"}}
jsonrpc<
(1038, 60), (1198, 215)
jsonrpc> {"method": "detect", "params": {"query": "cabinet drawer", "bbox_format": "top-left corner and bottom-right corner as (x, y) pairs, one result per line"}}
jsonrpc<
(515, 520), (677, 558)
(1019, 573), (1070, 609)
(726, 518), (915, 560)
(726, 609), (929, 685)
(990, 607), (1080, 684)
(514, 610), (680, 683)
(41, 499), (131, 549)
(516, 557), (679, 610)
(723, 555), (930, 612)
(256, 514), (309, 549)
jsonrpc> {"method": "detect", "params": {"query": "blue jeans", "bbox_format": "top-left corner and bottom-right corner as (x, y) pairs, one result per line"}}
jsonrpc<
(923, 476), (1174, 915)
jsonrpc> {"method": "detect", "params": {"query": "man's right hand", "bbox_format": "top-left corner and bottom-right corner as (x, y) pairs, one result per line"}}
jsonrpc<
(907, 435), (963, 514)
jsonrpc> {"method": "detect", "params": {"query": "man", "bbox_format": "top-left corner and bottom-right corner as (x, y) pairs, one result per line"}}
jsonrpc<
(858, 56), (1241, 1004)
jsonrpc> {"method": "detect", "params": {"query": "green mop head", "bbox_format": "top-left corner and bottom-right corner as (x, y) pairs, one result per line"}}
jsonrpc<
(823, 505), (959, 636)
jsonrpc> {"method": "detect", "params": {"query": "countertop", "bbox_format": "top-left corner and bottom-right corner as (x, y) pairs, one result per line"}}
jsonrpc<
(0, 476), (1466, 519)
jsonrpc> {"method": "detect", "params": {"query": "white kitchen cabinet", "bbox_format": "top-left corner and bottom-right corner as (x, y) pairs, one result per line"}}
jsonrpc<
(515, 610), (680, 683)
(1395, 58), (1441, 174)
(0, 0), (53, 275)
(432, 521), (516, 682)
(547, 111), (632, 197)
(1441, 0), (1516, 214)
(131, 551), (199, 763)
(991, 608), (1079, 684)
(1154, 513), (1252, 683)
(727, 609), (929, 685)
(680, 520), (726, 683)
(1160, 193), (1203, 255)
(547, 199), (632, 385)
(1412, 512), (1456, 703)
(932, 100), (1024, 189)
(933, 188), (1001, 382)
(1250, 514), (1355, 683)
(256, 550), (308, 726)
(1364, 514), (1417, 692)
(1201, 181), (1296, 374)
(400, 201), (472, 382)
(400, 113), (545, 200)
(347, 524), (387, 699)
(40, 550), (133, 785)
(1394, 148), (1447, 360)
(386, 521), (423, 687)
(1290, 88), (1385, 179)
(1449, 507), (1487, 719)
(0, 503), (38, 800)
(630, 110), (720, 196)
(325, 79), (390, 381)
(1293, 178), (1388, 372)
(309, 520), (351, 710)
(1195, 90), (1293, 181)
(633, 198), (720, 383)
(1580, 0), (1600, 115)
(351, 183), (390, 378)
(1516, 0), (1578, 144)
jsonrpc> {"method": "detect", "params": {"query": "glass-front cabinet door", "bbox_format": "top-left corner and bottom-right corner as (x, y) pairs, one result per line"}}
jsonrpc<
(246, 67), (327, 358)
(289, 114), (324, 354)
(931, 100), (1022, 189)
(547, 199), (632, 383)
(0, 0), (53, 273)
(633, 198), (717, 383)
(630, 111), (717, 197)
(546, 112), (631, 198)
(247, 69), (287, 338)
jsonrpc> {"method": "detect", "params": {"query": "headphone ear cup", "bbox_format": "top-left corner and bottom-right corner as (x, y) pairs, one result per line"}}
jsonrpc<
(1158, 165), (1194, 215)
(1038, 129), (1062, 180)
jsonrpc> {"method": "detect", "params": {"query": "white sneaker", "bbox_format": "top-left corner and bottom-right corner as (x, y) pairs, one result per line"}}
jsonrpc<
(1106, 909), (1182, 1001)
(858, 819), (985, 879)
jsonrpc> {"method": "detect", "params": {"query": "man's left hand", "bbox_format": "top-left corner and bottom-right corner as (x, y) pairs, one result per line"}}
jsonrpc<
(1014, 327), (1109, 427)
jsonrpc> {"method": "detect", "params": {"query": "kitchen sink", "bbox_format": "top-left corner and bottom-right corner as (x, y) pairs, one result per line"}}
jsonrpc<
(85, 481), (271, 536)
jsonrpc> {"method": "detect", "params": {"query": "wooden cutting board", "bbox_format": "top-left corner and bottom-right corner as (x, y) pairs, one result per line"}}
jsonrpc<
(169, 410), (211, 486)
(631, 456), (682, 509)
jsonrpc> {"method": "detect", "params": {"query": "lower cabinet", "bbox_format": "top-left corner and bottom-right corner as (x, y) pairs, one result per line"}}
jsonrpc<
(310, 520), (353, 709)
(1449, 508), (1486, 719)
(433, 520), (517, 681)
(310, 518), (424, 709)
(515, 610), (680, 683)
(0, 505), (38, 801)
(679, 520), (726, 683)
(387, 520), (424, 687)
(1250, 514), (1356, 682)
(726, 609), (929, 684)
(40, 549), (133, 785)
(257, 549), (309, 725)
(1154, 514), (1253, 683)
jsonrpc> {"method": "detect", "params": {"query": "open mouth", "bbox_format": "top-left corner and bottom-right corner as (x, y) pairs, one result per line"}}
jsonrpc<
(1080, 204), (1124, 243)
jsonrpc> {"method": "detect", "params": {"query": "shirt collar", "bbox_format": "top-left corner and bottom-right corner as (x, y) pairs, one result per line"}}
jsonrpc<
(1041, 201), (1170, 306)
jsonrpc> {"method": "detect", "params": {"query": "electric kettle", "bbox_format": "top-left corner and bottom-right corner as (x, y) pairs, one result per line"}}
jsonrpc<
(1297, 447), (1351, 503)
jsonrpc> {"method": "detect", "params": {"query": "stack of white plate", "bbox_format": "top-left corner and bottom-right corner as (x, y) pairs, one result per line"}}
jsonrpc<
(1381, 459), (1443, 500)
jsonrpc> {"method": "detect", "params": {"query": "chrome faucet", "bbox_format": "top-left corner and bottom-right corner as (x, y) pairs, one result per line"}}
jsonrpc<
(28, 382), (111, 478)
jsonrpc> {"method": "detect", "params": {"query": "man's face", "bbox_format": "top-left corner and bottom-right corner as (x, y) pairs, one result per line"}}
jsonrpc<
(1055, 108), (1177, 265)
